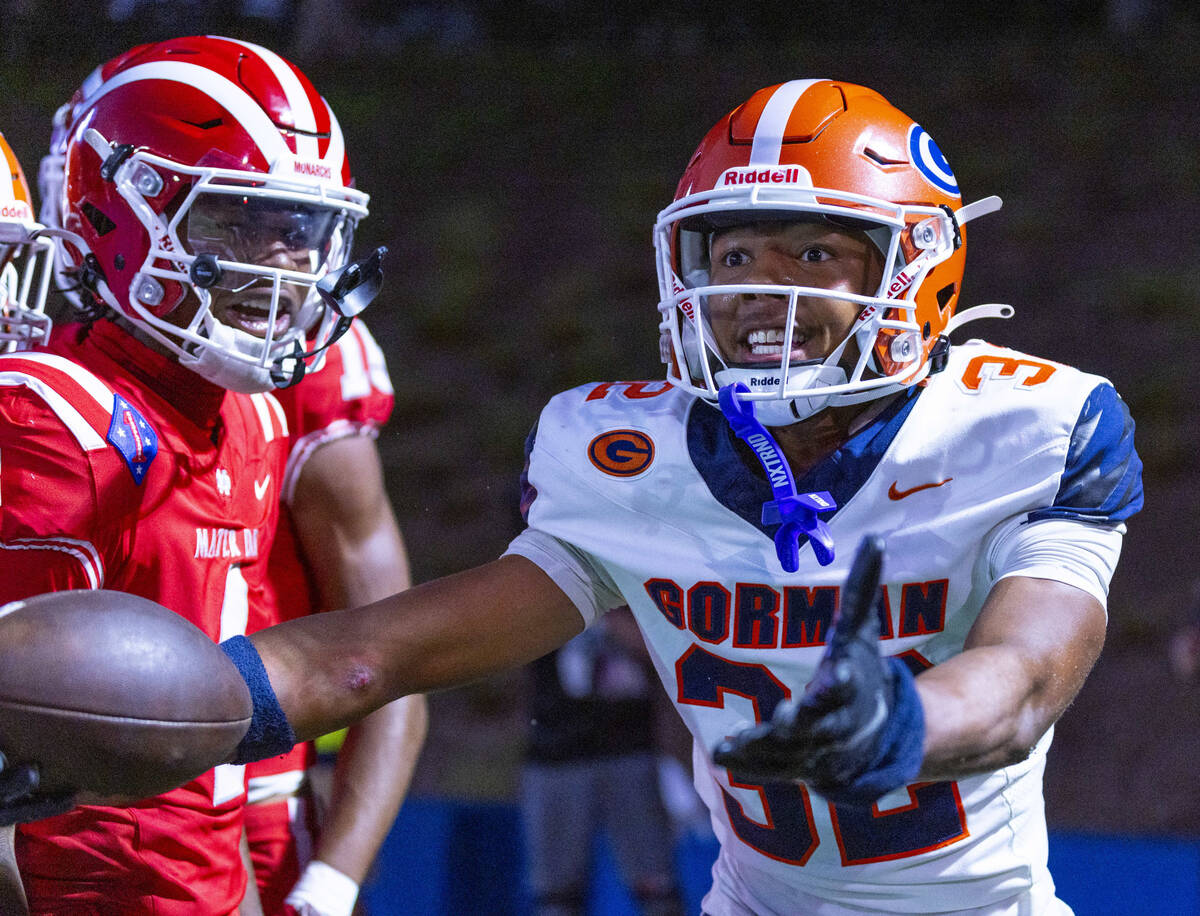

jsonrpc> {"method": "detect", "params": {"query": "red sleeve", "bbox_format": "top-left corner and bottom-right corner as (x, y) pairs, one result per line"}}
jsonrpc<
(275, 319), (395, 501)
(0, 387), (117, 597)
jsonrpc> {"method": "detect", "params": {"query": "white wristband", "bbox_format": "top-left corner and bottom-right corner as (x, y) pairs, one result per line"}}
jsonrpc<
(284, 860), (360, 916)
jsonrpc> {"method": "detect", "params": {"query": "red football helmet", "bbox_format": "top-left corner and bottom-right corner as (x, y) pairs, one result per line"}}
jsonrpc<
(38, 60), (111, 310)
(654, 79), (1010, 424)
(0, 132), (54, 352)
(58, 36), (370, 392)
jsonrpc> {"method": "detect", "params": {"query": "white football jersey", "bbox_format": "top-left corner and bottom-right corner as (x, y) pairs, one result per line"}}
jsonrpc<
(507, 340), (1141, 915)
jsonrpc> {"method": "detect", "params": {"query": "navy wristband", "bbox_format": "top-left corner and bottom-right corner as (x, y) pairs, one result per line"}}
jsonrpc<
(818, 656), (926, 807)
(220, 635), (298, 765)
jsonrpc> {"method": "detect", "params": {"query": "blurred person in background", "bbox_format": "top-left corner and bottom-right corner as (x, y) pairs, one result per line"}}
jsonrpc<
(1168, 582), (1200, 683)
(522, 606), (684, 916)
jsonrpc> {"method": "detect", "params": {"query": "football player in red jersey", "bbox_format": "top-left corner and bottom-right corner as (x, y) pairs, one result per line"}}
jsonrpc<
(38, 69), (427, 916)
(0, 36), (386, 916)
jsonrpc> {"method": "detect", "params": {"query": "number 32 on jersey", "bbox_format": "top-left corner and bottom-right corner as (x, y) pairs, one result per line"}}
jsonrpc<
(678, 645), (968, 865)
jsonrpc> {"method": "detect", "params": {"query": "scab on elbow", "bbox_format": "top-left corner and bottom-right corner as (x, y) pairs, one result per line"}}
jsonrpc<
(336, 657), (381, 696)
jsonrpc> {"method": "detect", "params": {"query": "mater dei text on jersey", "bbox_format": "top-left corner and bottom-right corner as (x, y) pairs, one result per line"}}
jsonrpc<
(195, 527), (261, 560)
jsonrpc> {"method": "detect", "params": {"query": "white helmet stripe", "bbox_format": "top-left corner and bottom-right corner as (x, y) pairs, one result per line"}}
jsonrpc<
(221, 38), (321, 161)
(749, 79), (826, 166)
(78, 61), (290, 165)
(324, 102), (345, 176)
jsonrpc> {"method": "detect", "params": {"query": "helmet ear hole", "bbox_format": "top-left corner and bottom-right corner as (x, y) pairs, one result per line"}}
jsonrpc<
(82, 202), (116, 236)
(936, 283), (956, 310)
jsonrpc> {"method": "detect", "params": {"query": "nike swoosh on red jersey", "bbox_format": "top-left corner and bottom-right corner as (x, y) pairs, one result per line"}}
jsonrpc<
(888, 477), (953, 500)
(254, 476), (271, 500)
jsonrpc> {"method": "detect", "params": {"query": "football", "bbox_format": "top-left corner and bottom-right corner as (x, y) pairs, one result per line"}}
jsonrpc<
(0, 590), (252, 799)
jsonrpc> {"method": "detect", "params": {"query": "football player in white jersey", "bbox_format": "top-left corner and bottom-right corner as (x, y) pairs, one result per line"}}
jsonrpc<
(4, 80), (1143, 915)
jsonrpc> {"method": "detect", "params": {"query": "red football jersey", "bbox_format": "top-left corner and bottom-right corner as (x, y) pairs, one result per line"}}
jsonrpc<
(244, 319), (394, 875)
(0, 321), (289, 916)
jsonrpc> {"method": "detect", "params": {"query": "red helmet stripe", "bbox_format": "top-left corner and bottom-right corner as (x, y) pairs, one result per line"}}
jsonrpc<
(748, 79), (825, 166)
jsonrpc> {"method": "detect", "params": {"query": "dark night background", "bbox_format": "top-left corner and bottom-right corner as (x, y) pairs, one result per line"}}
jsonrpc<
(2, 0), (1197, 839)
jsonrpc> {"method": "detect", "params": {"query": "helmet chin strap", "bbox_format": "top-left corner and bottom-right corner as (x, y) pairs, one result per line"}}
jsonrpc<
(718, 382), (837, 571)
(713, 363), (848, 425)
(268, 246), (389, 389)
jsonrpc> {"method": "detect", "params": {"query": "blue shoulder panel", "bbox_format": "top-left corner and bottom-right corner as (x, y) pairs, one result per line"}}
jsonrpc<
(106, 393), (159, 485)
(1029, 383), (1143, 525)
(519, 419), (540, 522)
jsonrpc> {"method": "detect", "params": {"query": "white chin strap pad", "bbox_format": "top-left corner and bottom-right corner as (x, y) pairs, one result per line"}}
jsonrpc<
(178, 319), (281, 394)
(714, 363), (848, 426)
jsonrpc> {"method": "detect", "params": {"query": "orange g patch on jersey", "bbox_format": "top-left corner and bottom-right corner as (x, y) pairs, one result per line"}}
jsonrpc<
(588, 429), (655, 478)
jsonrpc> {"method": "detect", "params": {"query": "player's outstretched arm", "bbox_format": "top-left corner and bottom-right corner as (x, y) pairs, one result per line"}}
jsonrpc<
(913, 574), (1105, 780)
(712, 536), (925, 806)
(244, 554), (584, 748)
(710, 541), (1108, 803)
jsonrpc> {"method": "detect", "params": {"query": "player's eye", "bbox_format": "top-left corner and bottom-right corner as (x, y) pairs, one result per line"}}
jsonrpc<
(718, 249), (749, 268)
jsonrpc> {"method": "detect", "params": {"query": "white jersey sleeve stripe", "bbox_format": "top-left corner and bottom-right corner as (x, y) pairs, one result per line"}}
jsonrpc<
(0, 537), (104, 589)
(248, 393), (279, 442)
(281, 419), (378, 505)
(262, 391), (289, 439)
(4, 352), (115, 412)
(0, 371), (107, 451)
(336, 325), (369, 401)
(352, 321), (393, 395)
(246, 768), (307, 804)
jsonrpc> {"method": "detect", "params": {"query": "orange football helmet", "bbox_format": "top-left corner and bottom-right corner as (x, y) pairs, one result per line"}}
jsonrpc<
(654, 79), (1010, 424)
(0, 132), (53, 352)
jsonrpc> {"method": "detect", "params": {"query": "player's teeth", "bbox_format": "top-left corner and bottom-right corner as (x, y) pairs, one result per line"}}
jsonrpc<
(747, 329), (788, 345)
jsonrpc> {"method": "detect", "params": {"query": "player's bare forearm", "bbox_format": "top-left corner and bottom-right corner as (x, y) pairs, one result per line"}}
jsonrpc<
(913, 576), (1106, 781)
(249, 556), (584, 742)
(316, 695), (427, 882)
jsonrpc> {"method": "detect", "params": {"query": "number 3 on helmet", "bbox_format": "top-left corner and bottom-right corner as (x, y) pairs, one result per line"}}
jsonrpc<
(654, 79), (1012, 424)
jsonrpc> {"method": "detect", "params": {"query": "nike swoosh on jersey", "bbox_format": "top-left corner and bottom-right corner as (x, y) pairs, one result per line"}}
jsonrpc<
(254, 476), (271, 500)
(887, 477), (953, 500)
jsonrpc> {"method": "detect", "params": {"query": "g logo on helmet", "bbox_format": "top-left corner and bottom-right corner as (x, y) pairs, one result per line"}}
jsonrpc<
(908, 124), (959, 196)
(588, 429), (655, 478)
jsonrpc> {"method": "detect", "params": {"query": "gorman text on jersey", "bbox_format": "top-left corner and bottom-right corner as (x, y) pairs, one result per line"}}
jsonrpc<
(644, 577), (948, 647)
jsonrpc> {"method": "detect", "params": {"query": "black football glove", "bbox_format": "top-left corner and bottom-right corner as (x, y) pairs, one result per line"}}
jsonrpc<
(0, 752), (76, 827)
(712, 535), (925, 806)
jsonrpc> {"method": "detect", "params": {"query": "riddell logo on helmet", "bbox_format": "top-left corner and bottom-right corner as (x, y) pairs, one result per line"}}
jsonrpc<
(0, 203), (32, 220)
(887, 266), (919, 298)
(719, 166), (809, 187)
(748, 376), (781, 386)
(293, 160), (333, 180)
(671, 277), (697, 322)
